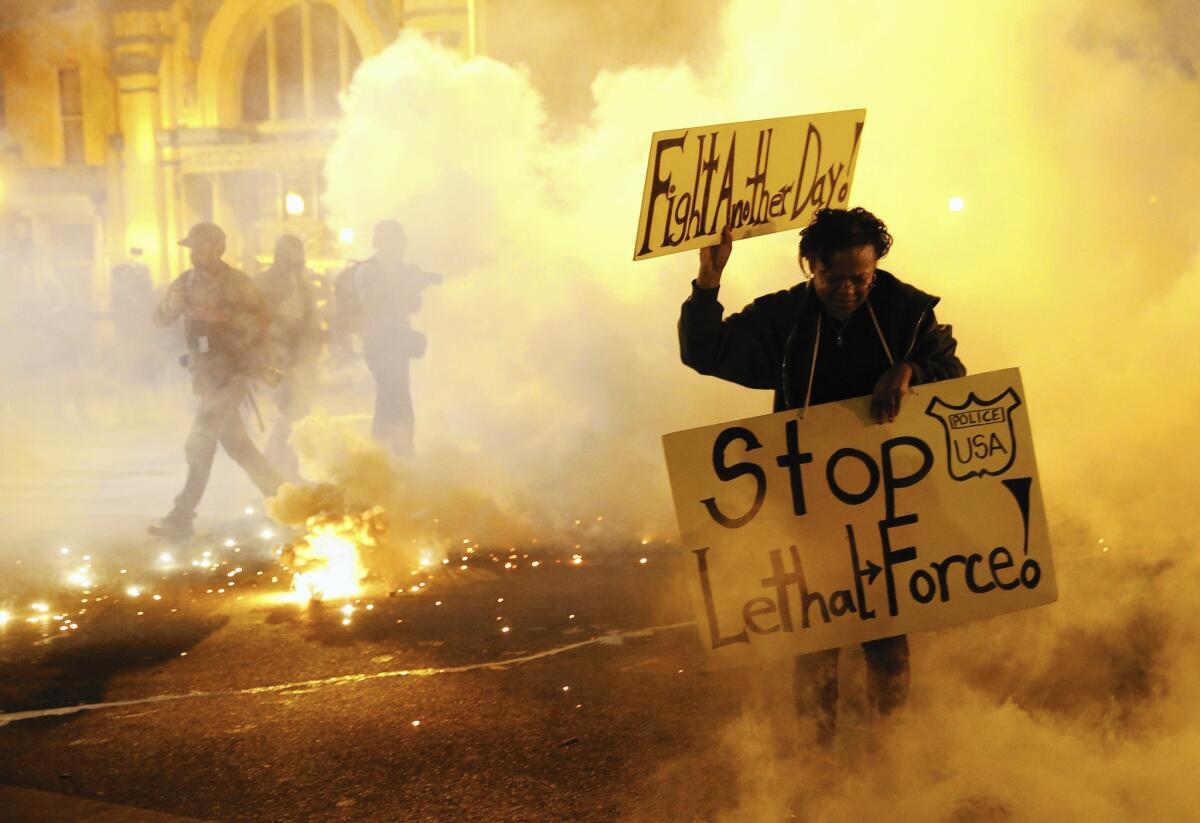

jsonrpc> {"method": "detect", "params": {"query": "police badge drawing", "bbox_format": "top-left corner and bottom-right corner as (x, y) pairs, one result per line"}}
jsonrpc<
(926, 388), (1022, 480)
(662, 368), (1057, 668)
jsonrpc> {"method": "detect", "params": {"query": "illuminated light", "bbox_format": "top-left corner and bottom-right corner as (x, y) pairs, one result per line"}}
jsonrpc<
(418, 552), (433, 568)
(366, 604), (374, 610)
(341, 604), (355, 616)
(120, 569), (128, 575)
(561, 686), (570, 692)
(411, 720), (420, 727)
(224, 539), (236, 548)
(497, 598), (504, 603)
(501, 626), (511, 633)
(341, 618), (351, 626)
(244, 506), (255, 515)
(126, 586), (142, 597)
(338, 227), (355, 246)
(260, 529), (275, 541)
(435, 600), (442, 606)
(285, 191), (306, 216)
(460, 564), (468, 570)
(66, 567), (93, 588)
(639, 557), (648, 565)
(441, 558), (450, 565)
(83, 555), (91, 561)
(0, 610), (10, 626)
(948, 195), (966, 212)
(568, 614), (575, 619)
(180, 652), (187, 656)
(59, 546), (70, 555)
(69, 623), (78, 629)
(504, 562), (513, 569)
(159, 552), (174, 564)
(410, 585), (419, 593)
(641, 538), (651, 546)
(137, 611), (144, 616)
(466, 547), (475, 554)
(283, 514), (378, 603)
(203, 550), (212, 558)
(31, 602), (49, 613)
(152, 594), (162, 601)
(531, 561), (540, 568)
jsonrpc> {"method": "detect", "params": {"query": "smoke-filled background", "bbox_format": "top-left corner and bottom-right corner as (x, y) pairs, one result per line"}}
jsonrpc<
(316, 0), (1199, 817)
(1, 0), (1198, 817)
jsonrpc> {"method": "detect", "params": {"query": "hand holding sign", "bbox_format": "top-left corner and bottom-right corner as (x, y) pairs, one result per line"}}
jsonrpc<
(697, 225), (732, 289)
(871, 362), (915, 424)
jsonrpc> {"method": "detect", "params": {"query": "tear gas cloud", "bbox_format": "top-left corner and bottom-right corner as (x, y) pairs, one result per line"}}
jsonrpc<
(317, 0), (1199, 816)
(0, 0), (1196, 813)
(324, 0), (1199, 544)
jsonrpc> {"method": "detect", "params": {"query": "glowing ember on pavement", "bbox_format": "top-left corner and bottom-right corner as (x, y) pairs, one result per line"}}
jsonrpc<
(277, 507), (385, 602)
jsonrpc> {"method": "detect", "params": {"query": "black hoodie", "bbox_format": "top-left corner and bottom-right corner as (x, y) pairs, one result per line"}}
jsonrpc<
(678, 269), (966, 412)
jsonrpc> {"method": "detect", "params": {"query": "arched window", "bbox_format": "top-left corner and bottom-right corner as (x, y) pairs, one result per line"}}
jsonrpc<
(241, 1), (363, 124)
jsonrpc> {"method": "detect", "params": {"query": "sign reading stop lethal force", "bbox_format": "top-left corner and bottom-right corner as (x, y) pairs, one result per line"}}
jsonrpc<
(633, 109), (867, 261)
(662, 369), (1056, 668)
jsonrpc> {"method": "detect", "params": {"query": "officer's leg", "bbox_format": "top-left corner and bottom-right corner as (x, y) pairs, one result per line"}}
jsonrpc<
(168, 387), (225, 521)
(863, 634), (910, 716)
(216, 381), (284, 497)
(392, 357), (415, 457)
(793, 648), (840, 747)
(265, 371), (302, 479)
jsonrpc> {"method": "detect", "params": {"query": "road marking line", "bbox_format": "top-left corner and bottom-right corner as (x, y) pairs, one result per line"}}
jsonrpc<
(0, 620), (696, 728)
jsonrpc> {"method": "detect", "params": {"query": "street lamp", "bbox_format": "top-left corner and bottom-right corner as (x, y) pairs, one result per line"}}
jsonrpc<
(285, 191), (306, 217)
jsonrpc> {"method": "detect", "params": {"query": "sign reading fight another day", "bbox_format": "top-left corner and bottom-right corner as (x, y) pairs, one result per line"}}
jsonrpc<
(633, 109), (866, 261)
(662, 369), (1056, 668)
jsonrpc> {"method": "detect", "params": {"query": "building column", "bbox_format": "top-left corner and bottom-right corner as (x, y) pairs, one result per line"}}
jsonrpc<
(112, 6), (170, 287)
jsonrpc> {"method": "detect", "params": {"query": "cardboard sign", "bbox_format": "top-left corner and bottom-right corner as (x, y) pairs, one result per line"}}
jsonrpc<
(662, 368), (1055, 668)
(633, 109), (866, 261)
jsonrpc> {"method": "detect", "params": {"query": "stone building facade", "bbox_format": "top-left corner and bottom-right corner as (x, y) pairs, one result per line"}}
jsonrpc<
(0, 0), (483, 303)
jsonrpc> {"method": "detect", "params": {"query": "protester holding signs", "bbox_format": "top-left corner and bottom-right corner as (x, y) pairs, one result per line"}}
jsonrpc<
(677, 207), (965, 745)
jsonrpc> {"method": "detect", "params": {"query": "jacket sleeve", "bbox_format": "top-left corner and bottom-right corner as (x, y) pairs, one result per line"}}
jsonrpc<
(905, 309), (965, 385)
(678, 281), (786, 391)
(153, 276), (186, 327)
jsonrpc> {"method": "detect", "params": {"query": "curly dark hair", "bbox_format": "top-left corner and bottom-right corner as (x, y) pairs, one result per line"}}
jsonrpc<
(798, 207), (892, 269)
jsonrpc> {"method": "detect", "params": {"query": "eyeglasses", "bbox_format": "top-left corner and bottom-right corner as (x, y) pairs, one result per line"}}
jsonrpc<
(814, 272), (874, 291)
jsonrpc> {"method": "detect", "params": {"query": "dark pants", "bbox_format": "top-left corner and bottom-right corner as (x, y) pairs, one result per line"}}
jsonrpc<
(364, 346), (414, 457)
(170, 375), (283, 519)
(265, 364), (313, 480)
(793, 634), (910, 746)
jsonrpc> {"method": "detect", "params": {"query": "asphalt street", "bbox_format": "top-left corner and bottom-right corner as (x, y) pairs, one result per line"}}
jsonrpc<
(0, 534), (800, 822)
